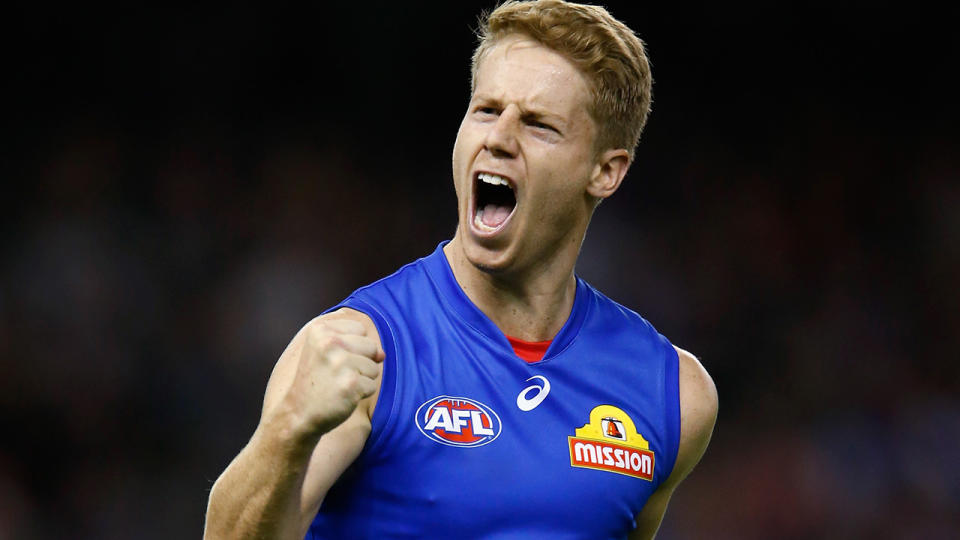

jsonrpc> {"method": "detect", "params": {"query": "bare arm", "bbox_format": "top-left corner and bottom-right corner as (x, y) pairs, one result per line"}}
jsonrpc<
(203, 309), (384, 540)
(629, 346), (718, 540)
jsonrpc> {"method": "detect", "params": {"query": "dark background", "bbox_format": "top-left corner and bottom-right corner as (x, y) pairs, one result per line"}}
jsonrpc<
(3, 2), (959, 538)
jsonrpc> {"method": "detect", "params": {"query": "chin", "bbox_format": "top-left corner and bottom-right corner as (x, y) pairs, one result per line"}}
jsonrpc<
(472, 259), (508, 275)
(461, 236), (514, 275)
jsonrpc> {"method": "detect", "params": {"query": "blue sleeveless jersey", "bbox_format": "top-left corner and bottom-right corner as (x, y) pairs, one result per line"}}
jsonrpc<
(307, 242), (681, 539)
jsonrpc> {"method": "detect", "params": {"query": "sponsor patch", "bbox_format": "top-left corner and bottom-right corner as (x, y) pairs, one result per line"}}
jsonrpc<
(415, 396), (502, 448)
(568, 405), (654, 481)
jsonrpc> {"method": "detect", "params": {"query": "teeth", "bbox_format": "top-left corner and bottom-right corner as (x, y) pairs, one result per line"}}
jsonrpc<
(478, 172), (510, 187)
(473, 207), (496, 232)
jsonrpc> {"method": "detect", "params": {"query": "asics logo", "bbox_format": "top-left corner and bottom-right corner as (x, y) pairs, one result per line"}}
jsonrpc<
(516, 375), (551, 411)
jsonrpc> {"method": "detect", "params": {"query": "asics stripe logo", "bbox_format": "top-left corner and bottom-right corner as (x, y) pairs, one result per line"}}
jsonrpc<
(516, 375), (550, 411)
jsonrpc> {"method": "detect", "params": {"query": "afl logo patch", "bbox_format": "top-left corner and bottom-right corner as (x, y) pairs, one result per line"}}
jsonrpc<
(415, 396), (502, 448)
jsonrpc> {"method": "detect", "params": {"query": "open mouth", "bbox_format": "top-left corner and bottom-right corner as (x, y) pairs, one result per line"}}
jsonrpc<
(473, 172), (517, 233)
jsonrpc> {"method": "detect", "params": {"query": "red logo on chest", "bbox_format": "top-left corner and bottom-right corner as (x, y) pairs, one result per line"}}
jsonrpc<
(415, 396), (502, 447)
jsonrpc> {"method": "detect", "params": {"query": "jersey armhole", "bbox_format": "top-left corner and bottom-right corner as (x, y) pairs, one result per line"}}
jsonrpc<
(661, 336), (682, 483)
(322, 298), (399, 459)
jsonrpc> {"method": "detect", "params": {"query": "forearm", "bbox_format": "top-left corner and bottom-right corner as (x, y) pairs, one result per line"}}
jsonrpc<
(204, 420), (319, 540)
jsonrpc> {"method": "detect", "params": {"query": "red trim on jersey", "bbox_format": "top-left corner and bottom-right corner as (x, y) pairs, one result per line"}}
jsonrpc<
(506, 335), (553, 363)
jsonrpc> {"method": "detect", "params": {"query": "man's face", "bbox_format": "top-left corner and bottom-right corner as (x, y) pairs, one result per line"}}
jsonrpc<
(452, 34), (601, 275)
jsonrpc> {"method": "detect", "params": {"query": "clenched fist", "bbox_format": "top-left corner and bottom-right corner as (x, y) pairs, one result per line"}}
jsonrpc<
(275, 317), (385, 439)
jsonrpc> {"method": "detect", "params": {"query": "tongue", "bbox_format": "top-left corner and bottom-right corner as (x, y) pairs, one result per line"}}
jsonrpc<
(481, 204), (512, 228)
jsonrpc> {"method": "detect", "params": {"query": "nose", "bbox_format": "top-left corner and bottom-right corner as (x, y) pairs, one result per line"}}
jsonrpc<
(484, 105), (520, 158)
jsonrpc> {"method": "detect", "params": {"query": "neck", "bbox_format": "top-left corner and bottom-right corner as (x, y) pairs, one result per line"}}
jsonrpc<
(443, 235), (580, 341)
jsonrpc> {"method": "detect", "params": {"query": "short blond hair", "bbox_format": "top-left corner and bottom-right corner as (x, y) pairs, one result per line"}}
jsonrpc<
(471, 0), (652, 160)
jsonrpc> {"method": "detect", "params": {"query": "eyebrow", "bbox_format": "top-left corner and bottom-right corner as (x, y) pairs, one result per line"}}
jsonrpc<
(472, 94), (567, 129)
(520, 110), (563, 126)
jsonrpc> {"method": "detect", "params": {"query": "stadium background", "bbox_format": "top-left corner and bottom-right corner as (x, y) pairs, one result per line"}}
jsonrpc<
(3, 2), (958, 538)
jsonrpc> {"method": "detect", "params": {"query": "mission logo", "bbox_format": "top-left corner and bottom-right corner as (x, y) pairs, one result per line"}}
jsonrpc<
(568, 405), (655, 481)
(415, 396), (502, 448)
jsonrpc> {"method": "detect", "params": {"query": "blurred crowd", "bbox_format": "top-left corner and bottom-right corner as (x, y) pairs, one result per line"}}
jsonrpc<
(3, 3), (958, 539)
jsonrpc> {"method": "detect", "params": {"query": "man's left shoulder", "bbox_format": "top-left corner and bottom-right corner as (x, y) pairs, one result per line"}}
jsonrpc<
(672, 346), (718, 477)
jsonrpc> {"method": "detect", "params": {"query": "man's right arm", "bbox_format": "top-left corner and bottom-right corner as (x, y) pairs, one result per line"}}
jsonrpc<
(203, 310), (384, 540)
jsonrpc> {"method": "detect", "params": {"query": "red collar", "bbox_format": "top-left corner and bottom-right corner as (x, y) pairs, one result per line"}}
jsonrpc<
(506, 335), (552, 363)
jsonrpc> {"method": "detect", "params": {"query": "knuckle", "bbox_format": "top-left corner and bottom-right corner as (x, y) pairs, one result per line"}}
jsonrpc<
(305, 323), (329, 347)
(336, 371), (360, 396)
(320, 352), (340, 371)
(359, 358), (378, 376)
(316, 335), (344, 355)
(358, 335), (375, 351)
(350, 320), (367, 334)
(356, 377), (374, 396)
(309, 318), (331, 333)
(338, 318), (365, 336)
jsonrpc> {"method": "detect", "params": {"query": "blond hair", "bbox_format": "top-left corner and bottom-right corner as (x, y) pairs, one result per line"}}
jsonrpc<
(472, 0), (652, 159)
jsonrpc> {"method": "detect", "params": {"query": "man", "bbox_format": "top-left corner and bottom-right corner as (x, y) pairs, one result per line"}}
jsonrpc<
(204, 1), (717, 538)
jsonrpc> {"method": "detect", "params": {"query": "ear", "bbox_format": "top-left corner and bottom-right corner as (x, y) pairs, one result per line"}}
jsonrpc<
(586, 148), (630, 200)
